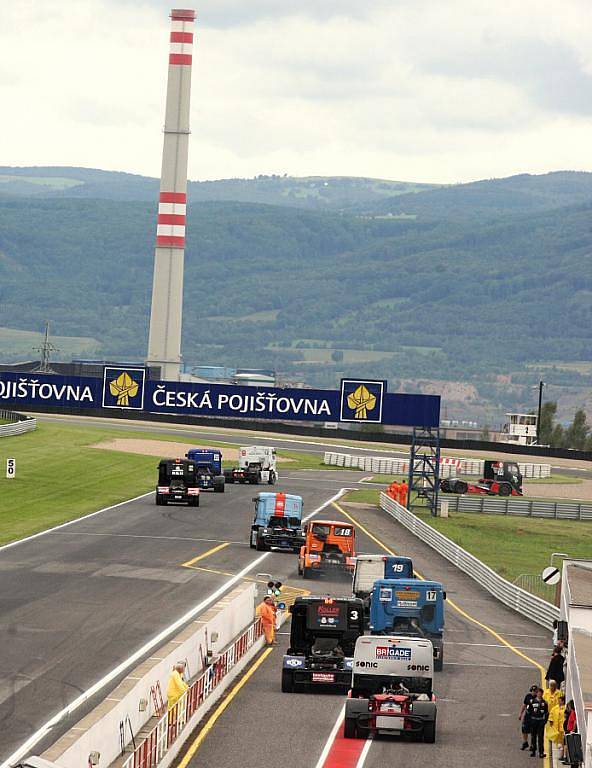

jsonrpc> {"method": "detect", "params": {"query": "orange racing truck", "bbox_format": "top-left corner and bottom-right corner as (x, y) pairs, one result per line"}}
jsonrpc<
(298, 520), (356, 579)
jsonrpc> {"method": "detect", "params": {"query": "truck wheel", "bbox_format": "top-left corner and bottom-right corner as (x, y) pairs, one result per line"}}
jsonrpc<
(268, 472), (276, 485)
(226, 476), (235, 484)
(281, 670), (294, 693)
(302, 567), (313, 579)
(214, 479), (225, 493)
(454, 480), (468, 494)
(498, 483), (511, 497)
(189, 496), (200, 507)
(256, 536), (268, 552)
(423, 718), (436, 743)
(343, 716), (359, 739)
(156, 494), (164, 506)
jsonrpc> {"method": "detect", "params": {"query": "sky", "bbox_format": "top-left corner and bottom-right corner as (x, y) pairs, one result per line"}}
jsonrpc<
(2, 0), (592, 183)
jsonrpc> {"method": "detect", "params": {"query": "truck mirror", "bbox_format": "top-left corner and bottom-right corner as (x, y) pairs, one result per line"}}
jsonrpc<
(443, 591), (447, 600)
(252, 497), (259, 502)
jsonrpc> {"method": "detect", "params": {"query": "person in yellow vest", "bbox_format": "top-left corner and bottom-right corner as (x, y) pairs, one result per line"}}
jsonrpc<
(543, 679), (561, 712)
(167, 661), (189, 710)
(546, 694), (565, 759)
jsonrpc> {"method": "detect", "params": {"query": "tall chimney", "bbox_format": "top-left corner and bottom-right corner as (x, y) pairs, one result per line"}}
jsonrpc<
(146, 8), (196, 381)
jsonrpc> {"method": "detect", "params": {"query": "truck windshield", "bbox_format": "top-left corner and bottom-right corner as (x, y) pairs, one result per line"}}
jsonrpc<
(268, 516), (300, 528)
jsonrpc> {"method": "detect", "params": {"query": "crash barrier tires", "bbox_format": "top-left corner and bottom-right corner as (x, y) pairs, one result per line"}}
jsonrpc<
(379, 493), (559, 630)
(123, 618), (264, 768)
(0, 409), (36, 437)
(440, 494), (592, 521)
(323, 452), (551, 479)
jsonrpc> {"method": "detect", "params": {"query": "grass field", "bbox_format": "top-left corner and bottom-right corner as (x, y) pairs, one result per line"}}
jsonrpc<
(0, 326), (101, 358)
(343, 487), (592, 584)
(0, 421), (343, 545)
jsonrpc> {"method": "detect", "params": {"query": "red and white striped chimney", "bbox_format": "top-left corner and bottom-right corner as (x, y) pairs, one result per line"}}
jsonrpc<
(147, 9), (196, 380)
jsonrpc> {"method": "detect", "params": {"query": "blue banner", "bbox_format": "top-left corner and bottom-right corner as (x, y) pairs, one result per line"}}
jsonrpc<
(0, 370), (440, 428)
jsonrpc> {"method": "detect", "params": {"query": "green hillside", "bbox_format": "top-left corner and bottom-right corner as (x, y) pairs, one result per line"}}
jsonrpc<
(1, 168), (592, 421)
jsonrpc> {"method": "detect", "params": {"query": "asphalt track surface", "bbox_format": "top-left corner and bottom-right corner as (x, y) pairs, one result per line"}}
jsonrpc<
(0, 469), (363, 760)
(180, 501), (552, 768)
(0, 418), (554, 767)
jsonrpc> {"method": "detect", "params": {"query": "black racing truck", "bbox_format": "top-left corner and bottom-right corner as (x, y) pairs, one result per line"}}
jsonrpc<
(440, 459), (523, 497)
(156, 458), (200, 506)
(281, 596), (364, 693)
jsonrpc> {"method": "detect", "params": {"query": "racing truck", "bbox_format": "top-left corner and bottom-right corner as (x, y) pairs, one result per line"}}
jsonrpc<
(185, 448), (225, 493)
(223, 446), (278, 485)
(353, 555), (414, 625)
(281, 596), (364, 693)
(440, 459), (523, 497)
(298, 520), (356, 579)
(155, 458), (200, 507)
(369, 579), (445, 671)
(250, 492), (304, 552)
(344, 635), (437, 742)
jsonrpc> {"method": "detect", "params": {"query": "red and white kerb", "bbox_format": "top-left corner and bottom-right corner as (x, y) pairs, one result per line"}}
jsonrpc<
(156, 191), (186, 248)
(169, 8), (195, 66)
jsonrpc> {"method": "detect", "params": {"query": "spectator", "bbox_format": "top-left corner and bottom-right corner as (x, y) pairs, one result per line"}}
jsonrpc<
(256, 595), (278, 646)
(526, 687), (549, 758)
(167, 661), (189, 710)
(552, 619), (559, 647)
(562, 701), (577, 766)
(547, 694), (566, 762)
(546, 647), (565, 687)
(544, 679), (561, 711)
(519, 684), (538, 750)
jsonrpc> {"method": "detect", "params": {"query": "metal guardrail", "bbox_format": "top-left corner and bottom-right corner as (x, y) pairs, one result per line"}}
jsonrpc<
(513, 574), (557, 603)
(380, 492), (559, 629)
(0, 409), (36, 437)
(123, 618), (263, 768)
(441, 493), (592, 521)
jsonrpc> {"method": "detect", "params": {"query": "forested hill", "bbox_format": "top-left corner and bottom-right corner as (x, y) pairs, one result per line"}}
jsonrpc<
(1, 172), (592, 421)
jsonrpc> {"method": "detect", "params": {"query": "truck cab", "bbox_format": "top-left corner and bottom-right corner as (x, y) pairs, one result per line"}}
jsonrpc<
(224, 446), (278, 485)
(156, 458), (200, 507)
(353, 555), (414, 625)
(250, 492), (304, 552)
(440, 459), (523, 497)
(370, 579), (445, 671)
(185, 448), (225, 493)
(345, 635), (437, 742)
(281, 596), (364, 693)
(298, 520), (356, 579)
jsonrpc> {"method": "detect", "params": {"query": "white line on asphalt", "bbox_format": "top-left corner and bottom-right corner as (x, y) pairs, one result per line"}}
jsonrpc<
(355, 739), (372, 768)
(445, 628), (549, 639)
(2, 487), (349, 768)
(48, 531), (244, 545)
(313, 705), (345, 768)
(447, 641), (549, 651)
(0, 492), (153, 555)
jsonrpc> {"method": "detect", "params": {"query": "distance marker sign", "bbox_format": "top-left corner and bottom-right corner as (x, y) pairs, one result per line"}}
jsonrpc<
(6, 457), (15, 479)
(541, 566), (561, 586)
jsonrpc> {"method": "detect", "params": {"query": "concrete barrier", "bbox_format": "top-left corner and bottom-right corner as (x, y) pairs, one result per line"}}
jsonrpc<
(42, 583), (257, 768)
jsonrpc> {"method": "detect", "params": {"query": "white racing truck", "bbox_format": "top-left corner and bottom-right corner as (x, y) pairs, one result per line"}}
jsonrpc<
(344, 635), (437, 742)
(223, 446), (278, 485)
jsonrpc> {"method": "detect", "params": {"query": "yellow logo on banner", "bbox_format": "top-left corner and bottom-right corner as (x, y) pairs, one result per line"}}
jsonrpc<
(109, 372), (139, 407)
(347, 384), (377, 420)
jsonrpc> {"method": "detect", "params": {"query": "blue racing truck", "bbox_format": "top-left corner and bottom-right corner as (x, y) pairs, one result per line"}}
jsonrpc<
(353, 555), (414, 625)
(185, 448), (225, 493)
(369, 578), (446, 671)
(250, 492), (304, 552)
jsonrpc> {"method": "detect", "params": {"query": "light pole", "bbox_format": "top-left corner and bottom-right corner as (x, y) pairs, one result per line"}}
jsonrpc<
(536, 380), (545, 445)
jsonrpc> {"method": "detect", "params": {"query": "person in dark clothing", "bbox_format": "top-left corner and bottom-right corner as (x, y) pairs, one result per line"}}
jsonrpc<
(519, 685), (539, 749)
(526, 687), (549, 757)
(546, 647), (565, 686)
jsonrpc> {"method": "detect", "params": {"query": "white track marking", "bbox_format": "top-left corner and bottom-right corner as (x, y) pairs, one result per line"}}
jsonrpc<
(0, 492), (153, 555)
(313, 705), (345, 768)
(49, 531), (244, 545)
(447, 641), (549, 651)
(355, 739), (372, 768)
(2, 488), (349, 768)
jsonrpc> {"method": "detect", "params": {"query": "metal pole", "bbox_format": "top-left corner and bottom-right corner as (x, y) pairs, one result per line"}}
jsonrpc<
(536, 380), (544, 444)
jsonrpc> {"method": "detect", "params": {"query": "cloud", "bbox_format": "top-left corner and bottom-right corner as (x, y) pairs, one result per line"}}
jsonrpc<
(0, 0), (592, 183)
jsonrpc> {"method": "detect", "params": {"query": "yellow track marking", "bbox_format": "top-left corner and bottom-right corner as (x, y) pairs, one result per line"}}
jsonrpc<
(332, 500), (549, 767)
(181, 542), (230, 568)
(177, 647), (274, 768)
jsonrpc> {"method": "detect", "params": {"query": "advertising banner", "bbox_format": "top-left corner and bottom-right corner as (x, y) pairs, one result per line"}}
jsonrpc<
(0, 370), (440, 428)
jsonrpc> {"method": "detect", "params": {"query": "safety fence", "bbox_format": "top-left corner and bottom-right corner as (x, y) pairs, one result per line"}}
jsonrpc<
(123, 618), (263, 768)
(323, 451), (551, 478)
(513, 574), (557, 603)
(440, 494), (592, 521)
(379, 492), (559, 629)
(0, 409), (36, 437)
